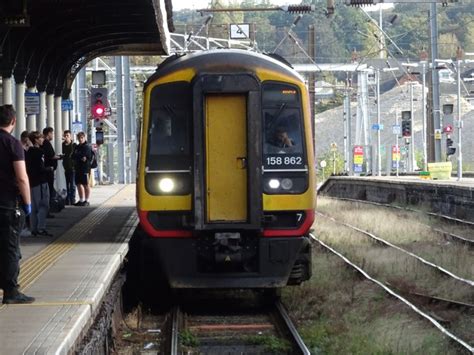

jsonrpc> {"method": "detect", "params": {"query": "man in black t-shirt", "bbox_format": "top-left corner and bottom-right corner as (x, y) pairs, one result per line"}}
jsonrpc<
(0, 105), (35, 304)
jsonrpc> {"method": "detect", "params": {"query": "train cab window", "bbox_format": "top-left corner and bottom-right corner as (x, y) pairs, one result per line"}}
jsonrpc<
(148, 109), (189, 156)
(145, 82), (192, 195)
(262, 82), (308, 194)
(262, 83), (305, 165)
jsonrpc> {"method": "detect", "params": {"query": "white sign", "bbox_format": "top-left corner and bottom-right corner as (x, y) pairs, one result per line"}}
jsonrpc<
(24, 92), (40, 115)
(392, 124), (401, 135)
(230, 23), (250, 39)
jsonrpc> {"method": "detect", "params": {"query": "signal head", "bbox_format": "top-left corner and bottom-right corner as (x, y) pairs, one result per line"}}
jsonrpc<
(444, 124), (453, 133)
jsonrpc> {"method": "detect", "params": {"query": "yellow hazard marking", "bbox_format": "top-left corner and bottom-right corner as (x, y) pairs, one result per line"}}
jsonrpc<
(0, 185), (136, 310)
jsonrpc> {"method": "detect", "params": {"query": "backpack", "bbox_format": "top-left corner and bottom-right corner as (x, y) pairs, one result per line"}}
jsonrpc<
(90, 151), (98, 169)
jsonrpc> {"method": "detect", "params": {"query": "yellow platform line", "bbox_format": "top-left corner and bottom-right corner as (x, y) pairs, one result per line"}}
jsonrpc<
(18, 185), (135, 292)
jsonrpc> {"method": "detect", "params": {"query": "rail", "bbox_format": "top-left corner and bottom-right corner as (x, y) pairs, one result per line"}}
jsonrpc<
(309, 233), (474, 354)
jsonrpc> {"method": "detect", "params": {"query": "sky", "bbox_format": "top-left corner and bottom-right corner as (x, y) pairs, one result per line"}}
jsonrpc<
(171, 1), (393, 12)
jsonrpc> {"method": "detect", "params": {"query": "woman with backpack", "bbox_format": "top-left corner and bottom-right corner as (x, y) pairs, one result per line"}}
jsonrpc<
(72, 132), (92, 206)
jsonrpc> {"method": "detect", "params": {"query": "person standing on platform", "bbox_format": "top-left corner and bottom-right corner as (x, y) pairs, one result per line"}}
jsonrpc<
(62, 130), (76, 205)
(72, 132), (92, 206)
(0, 104), (35, 304)
(19, 130), (33, 237)
(26, 131), (53, 237)
(42, 127), (61, 216)
(20, 130), (32, 152)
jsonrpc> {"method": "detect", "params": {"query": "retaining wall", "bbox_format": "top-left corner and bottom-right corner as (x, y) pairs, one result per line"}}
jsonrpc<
(319, 177), (474, 222)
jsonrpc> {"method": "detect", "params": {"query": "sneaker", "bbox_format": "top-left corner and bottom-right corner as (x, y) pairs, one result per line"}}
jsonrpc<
(83, 201), (90, 207)
(2, 291), (35, 304)
(74, 201), (84, 206)
(20, 228), (32, 237)
(37, 230), (53, 237)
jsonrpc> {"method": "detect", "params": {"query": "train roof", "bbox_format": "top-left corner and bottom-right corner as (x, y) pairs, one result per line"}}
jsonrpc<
(144, 49), (304, 86)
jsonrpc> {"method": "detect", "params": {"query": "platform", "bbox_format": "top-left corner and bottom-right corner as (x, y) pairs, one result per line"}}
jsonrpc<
(0, 184), (137, 354)
(319, 176), (474, 222)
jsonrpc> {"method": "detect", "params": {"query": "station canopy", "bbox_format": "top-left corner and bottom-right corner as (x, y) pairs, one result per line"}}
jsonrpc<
(0, 0), (173, 97)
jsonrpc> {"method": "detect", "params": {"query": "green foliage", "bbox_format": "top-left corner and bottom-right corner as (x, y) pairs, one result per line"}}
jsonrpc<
(245, 335), (291, 353)
(179, 330), (199, 348)
(316, 148), (345, 181)
(314, 92), (344, 115)
(171, 2), (474, 62)
(387, 4), (474, 58)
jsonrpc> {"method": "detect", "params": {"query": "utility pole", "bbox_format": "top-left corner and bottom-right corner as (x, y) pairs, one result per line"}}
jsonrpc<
(421, 60), (428, 171)
(376, 69), (382, 176)
(410, 82), (416, 171)
(429, 3), (442, 162)
(395, 111), (400, 177)
(456, 47), (463, 180)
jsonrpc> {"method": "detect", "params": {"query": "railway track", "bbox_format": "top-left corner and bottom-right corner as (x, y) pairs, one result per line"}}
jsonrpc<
(164, 299), (310, 354)
(316, 211), (474, 287)
(309, 234), (474, 354)
(323, 196), (474, 247)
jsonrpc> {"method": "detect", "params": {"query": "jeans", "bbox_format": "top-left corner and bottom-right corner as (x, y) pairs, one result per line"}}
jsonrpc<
(0, 205), (24, 293)
(31, 183), (50, 231)
(46, 170), (55, 201)
(65, 169), (76, 203)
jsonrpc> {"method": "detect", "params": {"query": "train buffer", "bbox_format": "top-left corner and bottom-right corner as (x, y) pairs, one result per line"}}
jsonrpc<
(0, 184), (137, 354)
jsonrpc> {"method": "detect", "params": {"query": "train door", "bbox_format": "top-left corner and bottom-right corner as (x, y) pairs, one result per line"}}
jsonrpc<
(205, 94), (247, 222)
(193, 73), (262, 230)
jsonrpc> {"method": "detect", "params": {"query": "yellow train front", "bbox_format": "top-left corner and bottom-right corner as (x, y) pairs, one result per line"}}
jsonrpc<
(137, 49), (315, 289)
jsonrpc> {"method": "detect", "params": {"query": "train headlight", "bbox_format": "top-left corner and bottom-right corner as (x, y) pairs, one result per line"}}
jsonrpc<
(281, 178), (293, 190)
(268, 179), (280, 189)
(158, 178), (175, 192)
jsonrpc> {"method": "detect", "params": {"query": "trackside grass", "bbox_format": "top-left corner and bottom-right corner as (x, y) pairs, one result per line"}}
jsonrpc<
(282, 197), (473, 354)
(283, 247), (456, 354)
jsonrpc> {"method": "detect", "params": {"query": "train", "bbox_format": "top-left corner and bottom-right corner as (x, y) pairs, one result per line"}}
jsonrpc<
(134, 49), (316, 290)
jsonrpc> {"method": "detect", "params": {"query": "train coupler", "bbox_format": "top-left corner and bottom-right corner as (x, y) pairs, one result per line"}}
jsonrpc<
(214, 232), (243, 265)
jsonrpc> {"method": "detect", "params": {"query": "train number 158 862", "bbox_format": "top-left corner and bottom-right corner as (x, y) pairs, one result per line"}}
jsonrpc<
(266, 155), (303, 166)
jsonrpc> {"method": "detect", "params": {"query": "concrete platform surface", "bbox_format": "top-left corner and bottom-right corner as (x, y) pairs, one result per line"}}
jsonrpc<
(0, 184), (137, 354)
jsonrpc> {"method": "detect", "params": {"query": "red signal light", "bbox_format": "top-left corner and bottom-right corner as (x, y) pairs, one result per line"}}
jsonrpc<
(90, 88), (108, 119)
(92, 102), (105, 118)
(443, 124), (453, 133)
